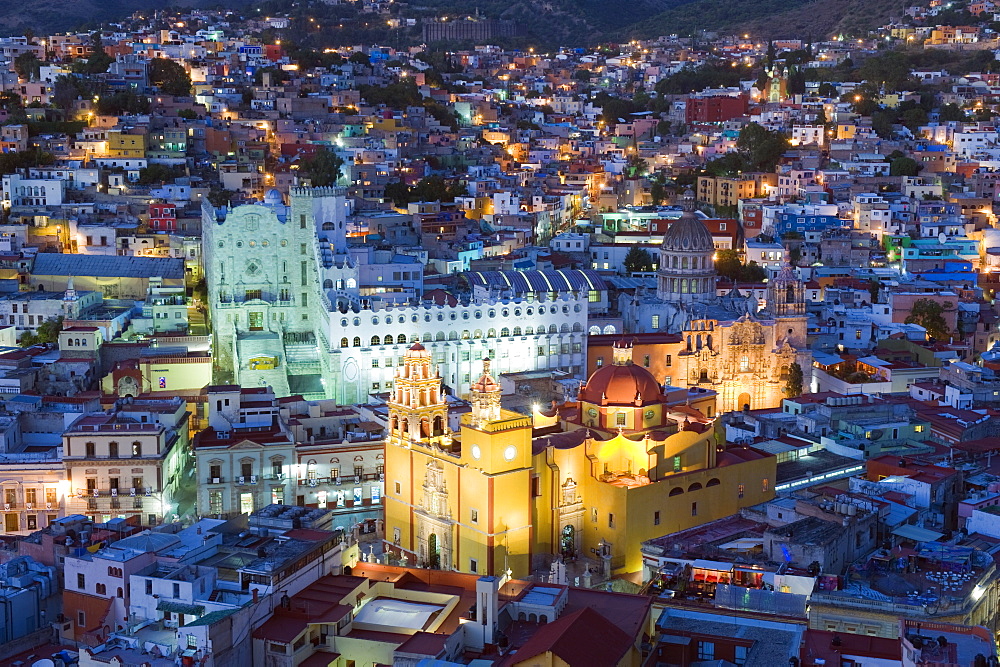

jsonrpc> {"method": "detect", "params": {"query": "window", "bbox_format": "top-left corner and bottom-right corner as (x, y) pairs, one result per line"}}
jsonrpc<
(665, 354), (671, 367)
(738, 484), (745, 498)
(132, 441), (141, 457)
(616, 412), (626, 426)
(651, 315), (659, 329)
(654, 511), (660, 526)
(96, 583), (106, 595)
(595, 356), (604, 368)
(108, 442), (118, 458)
(643, 355), (650, 368)
(209, 491), (223, 514)
(77, 573), (86, 590)
(762, 478), (769, 493)
(608, 513), (615, 528)
(673, 456), (681, 473)
(697, 642), (715, 660)
(471, 509), (478, 523)
(470, 559), (478, 573)
(692, 502), (698, 516)
(394, 481), (401, 494)
(85, 442), (95, 458)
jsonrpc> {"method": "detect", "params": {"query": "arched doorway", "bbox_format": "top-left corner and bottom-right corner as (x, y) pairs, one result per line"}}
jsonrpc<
(560, 525), (575, 558)
(432, 415), (444, 436)
(428, 533), (440, 569)
(738, 392), (751, 411)
(420, 418), (430, 438)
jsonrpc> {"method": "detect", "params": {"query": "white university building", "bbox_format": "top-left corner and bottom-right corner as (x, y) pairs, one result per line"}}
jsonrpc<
(203, 186), (588, 403)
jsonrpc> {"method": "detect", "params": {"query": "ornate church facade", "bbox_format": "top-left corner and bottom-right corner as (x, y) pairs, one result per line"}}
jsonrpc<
(384, 341), (777, 577)
(622, 191), (811, 413)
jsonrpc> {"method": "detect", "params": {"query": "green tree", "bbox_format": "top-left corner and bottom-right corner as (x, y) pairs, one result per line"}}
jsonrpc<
(137, 163), (181, 185)
(650, 178), (666, 206)
(177, 108), (198, 120)
(938, 103), (967, 122)
(21, 316), (63, 347)
(655, 120), (671, 136)
(73, 32), (112, 74)
(13, 52), (41, 82)
(573, 69), (592, 81)
(623, 245), (654, 273)
(901, 107), (929, 131)
(624, 154), (648, 179)
(889, 156), (920, 176)
(868, 280), (880, 304)
(858, 50), (911, 92)
(348, 52), (371, 65)
(148, 58), (192, 96)
(871, 109), (896, 139)
(904, 298), (952, 341)
(299, 147), (344, 187)
(736, 122), (788, 172)
(784, 362), (803, 397)
(206, 188), (235, 207)
(714, 249), (766, 282)
(96, 89), (151, 116)
(384, 181), (410, 208)
(817, 82), (839, 98)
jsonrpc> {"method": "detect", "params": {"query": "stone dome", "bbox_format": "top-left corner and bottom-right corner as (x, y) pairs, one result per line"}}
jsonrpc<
(580, 364), (664, 406)
(661, 189), (715, 253)
(580, 340), (664, 406)
(263, 188), (284, 206)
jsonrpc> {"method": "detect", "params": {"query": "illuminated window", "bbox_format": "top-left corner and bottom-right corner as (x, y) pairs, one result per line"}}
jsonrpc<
(762, 478), (769, 493)
(616, 413), (626, 426)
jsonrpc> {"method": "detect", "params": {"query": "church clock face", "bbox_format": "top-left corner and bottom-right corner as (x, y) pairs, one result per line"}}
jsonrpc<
(503, 445), (517, 462)
(645, 410), (655, 420)
(587, 408), (598, 418)
(470, 444), (481, 460)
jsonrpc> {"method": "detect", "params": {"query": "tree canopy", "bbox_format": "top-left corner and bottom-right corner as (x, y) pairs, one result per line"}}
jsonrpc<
(715, 248), (766, 283)
(148, 58), (192, 96)
(904, 298), (952, 341)
(623, 245), (654, 273)
(299, 147), (344, 187)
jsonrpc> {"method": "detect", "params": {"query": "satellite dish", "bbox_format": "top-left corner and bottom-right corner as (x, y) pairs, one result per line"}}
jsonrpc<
(32, 660), (55, 667)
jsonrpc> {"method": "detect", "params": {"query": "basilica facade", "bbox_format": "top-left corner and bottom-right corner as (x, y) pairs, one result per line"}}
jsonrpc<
(383, 341), (777, 577)
(622, 190), (811, 413)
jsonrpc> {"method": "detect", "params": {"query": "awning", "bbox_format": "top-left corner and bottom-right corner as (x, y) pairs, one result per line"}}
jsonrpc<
(893, 524), (944, 543)
(156, 600), (205, 617)
(692, 559), (734, 572)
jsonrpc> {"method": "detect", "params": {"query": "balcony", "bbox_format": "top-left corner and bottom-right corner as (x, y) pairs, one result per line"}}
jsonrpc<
(75, 487), (156, 498)
(206, 476), (224, 484)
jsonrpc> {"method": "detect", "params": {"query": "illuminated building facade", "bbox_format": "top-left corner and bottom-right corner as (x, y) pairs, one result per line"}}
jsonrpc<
(384, 341), (776, 577)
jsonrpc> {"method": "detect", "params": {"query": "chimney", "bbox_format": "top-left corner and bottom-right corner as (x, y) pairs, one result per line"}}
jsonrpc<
(252, 588), (259, 603)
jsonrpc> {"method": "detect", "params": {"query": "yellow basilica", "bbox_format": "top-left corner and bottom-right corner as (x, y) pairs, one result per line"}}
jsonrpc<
(383, 340), (776, 577)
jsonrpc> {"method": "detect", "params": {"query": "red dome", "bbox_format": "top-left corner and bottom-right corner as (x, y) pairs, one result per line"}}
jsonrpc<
(580, 363), (664, 406)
